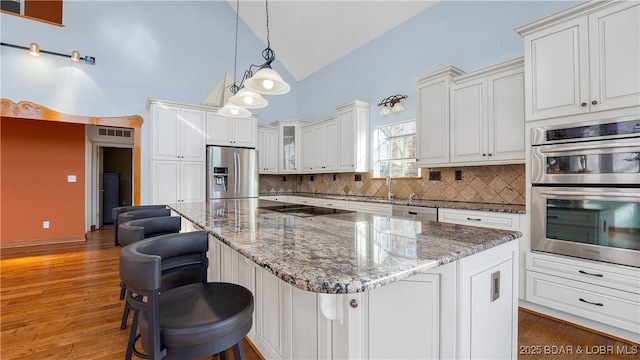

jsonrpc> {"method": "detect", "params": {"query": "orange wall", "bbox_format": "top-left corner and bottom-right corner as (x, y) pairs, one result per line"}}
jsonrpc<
(1, 118), (85, 243)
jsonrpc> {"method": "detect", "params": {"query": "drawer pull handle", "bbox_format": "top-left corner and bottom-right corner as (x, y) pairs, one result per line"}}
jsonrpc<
(579, 270), (603, 277)
(579, 298), (603, 307)
(547, 216), (558, 219)
(408, 212), (418, 215)
(467, 217), (482, 221)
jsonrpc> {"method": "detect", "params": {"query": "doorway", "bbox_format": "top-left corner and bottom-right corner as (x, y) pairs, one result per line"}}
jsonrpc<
(102, 147), (133, 222)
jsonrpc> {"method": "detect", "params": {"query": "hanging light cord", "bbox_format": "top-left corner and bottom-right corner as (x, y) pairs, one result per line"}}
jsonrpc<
(234, 0), (277, 90)
(230, 0), (241, 95)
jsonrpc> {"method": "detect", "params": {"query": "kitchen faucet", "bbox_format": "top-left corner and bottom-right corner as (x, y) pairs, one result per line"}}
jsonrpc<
(408, 192), (416, 204)
(386, 175), (394, 201)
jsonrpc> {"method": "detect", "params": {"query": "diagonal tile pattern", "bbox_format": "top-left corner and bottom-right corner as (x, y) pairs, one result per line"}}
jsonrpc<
(260, 164), (526, 205)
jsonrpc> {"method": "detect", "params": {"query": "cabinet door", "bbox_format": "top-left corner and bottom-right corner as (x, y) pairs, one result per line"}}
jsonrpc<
(256, 269), (289, 360)
(180, 161), (206, 203)
(302, 126), (315, 171)
(152, 106), (181, 160)
(368, 275), (440, 359)
(417, 79), (450, 166)
(314, 125), (327, 170)
(488, 69), (525, 162)
(152, 161), (179, 204)
(233, 116), (257, 148)
(451, 79), (487, 163)
(280, 125), (298, 173)
(206, 113), (233, 146)
(337, 110), (356, 170)
(588, 2), (640, 112)
(257, 129), (267, 173)
(180, 109), (206, 162)
(237, 256), (257, 337)
(264, 129), (278, 173)
(524, 17), (589, 120)
(324, 120), (338, 171)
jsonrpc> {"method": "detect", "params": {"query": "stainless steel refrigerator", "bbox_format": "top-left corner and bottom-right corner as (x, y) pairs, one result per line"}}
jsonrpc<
(207, 146), (259, 199)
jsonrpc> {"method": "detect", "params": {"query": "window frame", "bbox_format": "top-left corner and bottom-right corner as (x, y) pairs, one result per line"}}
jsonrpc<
(373, 119), (421, 179)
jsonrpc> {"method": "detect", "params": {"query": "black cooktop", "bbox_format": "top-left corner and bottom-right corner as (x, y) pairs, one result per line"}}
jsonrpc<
(258, 204), (355, 218)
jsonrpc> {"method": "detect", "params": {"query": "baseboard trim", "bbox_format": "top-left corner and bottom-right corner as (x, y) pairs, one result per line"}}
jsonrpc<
(0, 236), (86, 249)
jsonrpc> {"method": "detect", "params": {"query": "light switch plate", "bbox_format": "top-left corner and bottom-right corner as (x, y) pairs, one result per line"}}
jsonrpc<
(68, 175), (77, 182)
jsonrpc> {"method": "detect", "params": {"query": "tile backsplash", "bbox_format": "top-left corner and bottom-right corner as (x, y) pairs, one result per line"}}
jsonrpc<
(260, 164), (525, 205)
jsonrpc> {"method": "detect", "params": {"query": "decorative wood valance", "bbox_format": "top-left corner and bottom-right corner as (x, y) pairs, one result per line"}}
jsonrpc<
(1, 98), (142, 205)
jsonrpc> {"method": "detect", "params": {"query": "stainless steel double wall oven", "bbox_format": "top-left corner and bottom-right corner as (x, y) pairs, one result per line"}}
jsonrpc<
(531, 117), (640, 268)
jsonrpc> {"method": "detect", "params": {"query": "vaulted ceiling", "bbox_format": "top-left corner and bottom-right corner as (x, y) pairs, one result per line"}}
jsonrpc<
(227, 1), (439, 81)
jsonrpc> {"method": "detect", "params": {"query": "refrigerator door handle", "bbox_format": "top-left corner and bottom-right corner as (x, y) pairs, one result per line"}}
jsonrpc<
(234, 151), (239, 194)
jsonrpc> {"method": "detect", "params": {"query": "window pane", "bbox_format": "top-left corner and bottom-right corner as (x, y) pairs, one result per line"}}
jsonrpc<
(379, 139), (391, 160)
(404, 160), (419, 177)
(377, 161), (390, 177)
(391, 137), (406, 159)
(406, 136), (417, 158)
(390, 161), (403, 177)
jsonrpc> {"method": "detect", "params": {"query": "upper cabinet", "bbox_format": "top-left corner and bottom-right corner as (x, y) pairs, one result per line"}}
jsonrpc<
(257, 126), (278, 174)
(206, 113), (257, 148)
(450, 58), (525, 165)
(271, 120), (310, 174)
(517, 1), (640, 121)
(148, 100), (206, 162)
(336, 100), (370, 172)
(412, 67), (464, 167)
(301, 117), (338, 173)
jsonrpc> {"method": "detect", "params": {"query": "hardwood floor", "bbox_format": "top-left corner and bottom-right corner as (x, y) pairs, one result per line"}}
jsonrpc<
(1, 226), (638, 359)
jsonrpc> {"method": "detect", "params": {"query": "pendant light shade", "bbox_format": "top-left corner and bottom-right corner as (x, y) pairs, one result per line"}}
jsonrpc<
(244, 67), (291, 95)
(217, 103), (252, 118)
(229, 87), (269, 109)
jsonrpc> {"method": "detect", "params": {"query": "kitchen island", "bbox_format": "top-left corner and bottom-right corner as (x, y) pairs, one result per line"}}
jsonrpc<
(169, 199), (521, 359)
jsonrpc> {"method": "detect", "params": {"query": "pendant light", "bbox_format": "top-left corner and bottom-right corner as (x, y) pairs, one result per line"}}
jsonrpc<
(243, 0), (290, 95)
(229, 87), (268, 108)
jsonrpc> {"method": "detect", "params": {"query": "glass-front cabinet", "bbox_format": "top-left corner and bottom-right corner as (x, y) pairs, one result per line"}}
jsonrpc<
(270, 120), (310, 174)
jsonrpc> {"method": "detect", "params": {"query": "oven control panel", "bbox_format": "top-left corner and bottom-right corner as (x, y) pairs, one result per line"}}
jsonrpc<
(545, 119), (640, 142)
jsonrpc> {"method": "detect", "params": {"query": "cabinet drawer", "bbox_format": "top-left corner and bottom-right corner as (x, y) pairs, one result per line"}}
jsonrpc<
(317, 199), (346, 210)
(346, 201), (392, 216)
(527, 251), (640, 294)
(438, 208), (520, 231)
(288, 196), (319, 206)
(526, 271), (640, 333)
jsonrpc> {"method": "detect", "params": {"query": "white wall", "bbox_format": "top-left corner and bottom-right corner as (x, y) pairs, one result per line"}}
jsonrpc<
(0, 0), (298, 203)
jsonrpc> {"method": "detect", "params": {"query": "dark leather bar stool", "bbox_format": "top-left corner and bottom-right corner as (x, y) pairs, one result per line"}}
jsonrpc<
(119, 231), (253, 360)
(118, 216), (184, 329)
(112, 205), (169, 246)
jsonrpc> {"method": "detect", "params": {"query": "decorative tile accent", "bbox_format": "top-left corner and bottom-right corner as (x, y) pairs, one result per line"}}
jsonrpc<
(260, 164), (526, 205)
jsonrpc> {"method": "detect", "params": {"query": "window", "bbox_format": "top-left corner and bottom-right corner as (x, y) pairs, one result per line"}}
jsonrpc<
(374, 120), (419, 178)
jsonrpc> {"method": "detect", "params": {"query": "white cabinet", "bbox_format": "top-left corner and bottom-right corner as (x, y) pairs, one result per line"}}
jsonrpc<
(271, 120), (310, 174)
(149, 101), (206, 162)
(206, 113), (257, 148)
(148, 99), (207, 204)
(335, 101), (370, 172)
(257, 126), (278, 174)
(301, 118), (338, 173)
(412, 67), (464, 167)
(450, 58), (525, 165)
(526, 251), (640, 342)
(517, 1), (640, 121)
(438, 208), (521, 231)
(151, 161), (206, 204)
(458, 242), (518, 359)
(345, 201), (392, 216)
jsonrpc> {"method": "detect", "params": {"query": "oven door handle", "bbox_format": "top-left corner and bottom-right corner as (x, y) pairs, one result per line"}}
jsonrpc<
(539, 190), (640, 199)
(536, 138), (640, 153)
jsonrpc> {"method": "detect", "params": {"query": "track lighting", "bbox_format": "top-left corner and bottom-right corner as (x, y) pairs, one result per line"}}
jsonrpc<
(1, 42), (96, 65)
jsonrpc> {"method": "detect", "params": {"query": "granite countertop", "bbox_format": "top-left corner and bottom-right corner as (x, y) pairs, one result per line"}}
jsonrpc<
(169, 199), (521, 294)
(261, 192), (526, 214)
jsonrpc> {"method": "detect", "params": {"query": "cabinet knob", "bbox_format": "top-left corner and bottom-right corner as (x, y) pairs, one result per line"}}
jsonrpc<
(591, 100), (598, 105)
(581, 102), (587, 107)
(482, 153), (487, 156)
(488, 153), (493, 157)
(350, 299), (358, 308)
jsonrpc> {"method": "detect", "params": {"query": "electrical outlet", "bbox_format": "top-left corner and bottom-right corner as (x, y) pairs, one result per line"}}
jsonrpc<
(354, 174), (362, 182)
(429, 171), (441, 181)
(455, 170), (462, 181)
(282, 176), (286, 182)
(68, 175), (77, 182)
(310, 175), (314, 182)
(43, 221), (50, 229)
